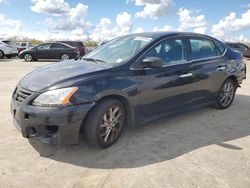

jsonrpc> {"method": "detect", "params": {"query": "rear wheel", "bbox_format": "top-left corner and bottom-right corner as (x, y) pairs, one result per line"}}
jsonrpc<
(61, 54), (69, 61)
(215, 78), (236, 109)
(24, 54), (33, 62)
(84, 99), (126, 148)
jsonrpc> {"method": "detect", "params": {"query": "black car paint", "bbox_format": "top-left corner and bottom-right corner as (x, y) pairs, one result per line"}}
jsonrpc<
(19, 42), (79, 60)
(11, 32), (246, 145)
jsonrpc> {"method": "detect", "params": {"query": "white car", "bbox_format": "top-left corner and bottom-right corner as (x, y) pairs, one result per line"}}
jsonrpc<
(0, 39), (18, 59)
(16, 42), (33, 50)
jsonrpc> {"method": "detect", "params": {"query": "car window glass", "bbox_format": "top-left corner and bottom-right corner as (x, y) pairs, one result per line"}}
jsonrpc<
(21, 43), (26, 47)
(85, 36), (153, 64)
(37, 44), (51, 50)
(238, 44), (248, 50)
(190, 38), (217, 60)
(50, 44), (66, 49)
(215, 42), (226, 55)
(144, 38), (187, 65)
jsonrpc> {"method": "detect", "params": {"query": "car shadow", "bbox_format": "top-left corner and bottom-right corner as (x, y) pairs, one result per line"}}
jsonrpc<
(29, 94), (250, 169)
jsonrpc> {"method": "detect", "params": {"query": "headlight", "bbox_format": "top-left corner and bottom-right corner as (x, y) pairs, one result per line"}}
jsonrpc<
(32, 87), (78, 107)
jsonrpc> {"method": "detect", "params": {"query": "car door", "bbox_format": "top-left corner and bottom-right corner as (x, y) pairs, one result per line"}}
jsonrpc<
(36, 43), (52, 59)
(49, 43), (67, 59)
(187, 37), (227, 101)
(132, 37), (201, 123)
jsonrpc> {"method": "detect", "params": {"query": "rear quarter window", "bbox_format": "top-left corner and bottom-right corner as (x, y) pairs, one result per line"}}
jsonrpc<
(215, 42), (226, 55)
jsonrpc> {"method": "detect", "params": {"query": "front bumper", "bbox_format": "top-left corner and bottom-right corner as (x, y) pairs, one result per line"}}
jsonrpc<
(10, 98), (94, 145)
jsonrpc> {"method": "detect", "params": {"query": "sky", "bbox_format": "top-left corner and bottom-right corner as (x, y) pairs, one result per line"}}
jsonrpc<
(0, 0), (250, 42)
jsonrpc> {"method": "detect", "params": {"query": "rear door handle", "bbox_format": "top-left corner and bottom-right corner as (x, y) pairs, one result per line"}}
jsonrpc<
(180, 73), (193, 78)
(217, 66), (226, 71)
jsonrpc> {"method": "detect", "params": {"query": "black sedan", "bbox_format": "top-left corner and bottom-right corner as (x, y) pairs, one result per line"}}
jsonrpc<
(19, 42), (79, 61)
(11, 32), (246, 148)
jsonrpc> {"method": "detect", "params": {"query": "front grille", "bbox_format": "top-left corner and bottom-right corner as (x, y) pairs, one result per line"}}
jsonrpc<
(13, 87), (32, 103)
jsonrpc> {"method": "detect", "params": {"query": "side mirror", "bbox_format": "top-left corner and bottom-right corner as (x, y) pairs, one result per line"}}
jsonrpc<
(142, 57), (164, 68)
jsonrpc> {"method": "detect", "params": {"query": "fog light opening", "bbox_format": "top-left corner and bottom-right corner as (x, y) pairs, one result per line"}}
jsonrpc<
(46, 126), (58, 134)
(28, 127), (37, 136)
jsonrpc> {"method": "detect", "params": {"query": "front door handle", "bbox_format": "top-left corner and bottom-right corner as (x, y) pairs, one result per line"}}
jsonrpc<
(217, 66), (226, 71)
(180, 73), (193, 78)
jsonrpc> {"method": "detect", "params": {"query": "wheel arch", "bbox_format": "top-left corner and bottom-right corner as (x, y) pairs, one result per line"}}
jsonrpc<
(80, 93), (134, 134)
(226, 75), (239, 87)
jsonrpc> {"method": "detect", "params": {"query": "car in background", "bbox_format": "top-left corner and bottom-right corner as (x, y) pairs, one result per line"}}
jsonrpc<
(15, 42), (33, 54)
(11, 32), (246, 148)
(0, 39), (18, 59)
(225, 42), (250, 58)
(86, 46), (96, 53)
(19, 42), (79, 62)
(58, 41), (87, 57)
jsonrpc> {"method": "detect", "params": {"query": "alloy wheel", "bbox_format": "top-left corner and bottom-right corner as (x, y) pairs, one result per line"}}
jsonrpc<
(61, 54), (69, 61)
(24, 54), (32, 61)
(220, 81), (235, 107)
(99, 106), (123, 143)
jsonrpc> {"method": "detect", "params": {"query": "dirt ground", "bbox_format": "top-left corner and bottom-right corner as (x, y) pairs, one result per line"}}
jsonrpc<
(0, 58), (250, 188)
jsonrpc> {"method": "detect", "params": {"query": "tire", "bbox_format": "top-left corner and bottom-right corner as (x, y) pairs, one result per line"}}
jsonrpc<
(84, 99), (126, 148)
(0, 50), (4, 59)
(61, 54), (70, 61)
(214, 78), (236, 109)
(24, 54), (33, 62)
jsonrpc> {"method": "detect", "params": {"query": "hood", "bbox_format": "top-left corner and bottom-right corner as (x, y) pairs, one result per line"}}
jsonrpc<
(19, 60), (113, 91)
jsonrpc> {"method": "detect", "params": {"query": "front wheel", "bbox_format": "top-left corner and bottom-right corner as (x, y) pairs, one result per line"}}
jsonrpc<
(84, 99), (126, 148)
(215, 78), (236, 109)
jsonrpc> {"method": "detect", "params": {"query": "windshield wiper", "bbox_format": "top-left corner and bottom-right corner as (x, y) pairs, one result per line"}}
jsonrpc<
(82, 57), (107, 64)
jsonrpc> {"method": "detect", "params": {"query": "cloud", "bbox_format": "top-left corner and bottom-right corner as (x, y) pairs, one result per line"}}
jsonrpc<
(32, 0), (91, 36)
(116, 12), (133, 33)
(134, 0), (173, 19)
(31, 0), (70, 15)
(153, 25), (173, 31)
(44, 3), (90, 31)
(90, 12), (133, 41)
(0, 14), (22, 38)
(0, 0), (9, 4)
(134, 27), (144, 33)
(178, 8), (207, 34)
(211, 10), (250, 40)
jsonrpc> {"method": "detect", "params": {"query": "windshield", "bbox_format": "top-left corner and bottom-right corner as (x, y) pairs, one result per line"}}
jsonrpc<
(84, 36), (153, 64)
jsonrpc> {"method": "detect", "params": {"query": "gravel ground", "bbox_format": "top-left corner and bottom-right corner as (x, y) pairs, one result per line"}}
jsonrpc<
(0, 58), (250, 188)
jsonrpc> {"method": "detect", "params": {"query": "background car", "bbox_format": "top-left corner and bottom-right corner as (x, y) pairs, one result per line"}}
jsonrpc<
(15, 42), (33, 54)
(225, 42), (250, 58)
(0, 39), (18, 59)
(19, 42), (79, 61)
(58, 41), (87, 57)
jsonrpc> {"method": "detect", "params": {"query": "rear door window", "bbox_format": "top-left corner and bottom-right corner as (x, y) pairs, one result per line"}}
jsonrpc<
(189, 38), (217, 60)
(215, 42), (226, 55)
(50, 43), (67, 49)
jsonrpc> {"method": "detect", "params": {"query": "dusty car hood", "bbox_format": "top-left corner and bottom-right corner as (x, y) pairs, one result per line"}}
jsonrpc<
(19, 60), (113, 91)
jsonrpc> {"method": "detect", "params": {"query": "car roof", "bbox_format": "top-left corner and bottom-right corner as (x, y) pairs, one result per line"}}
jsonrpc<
(120, 31), (214, 39)
(39, 42), (75, 48)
